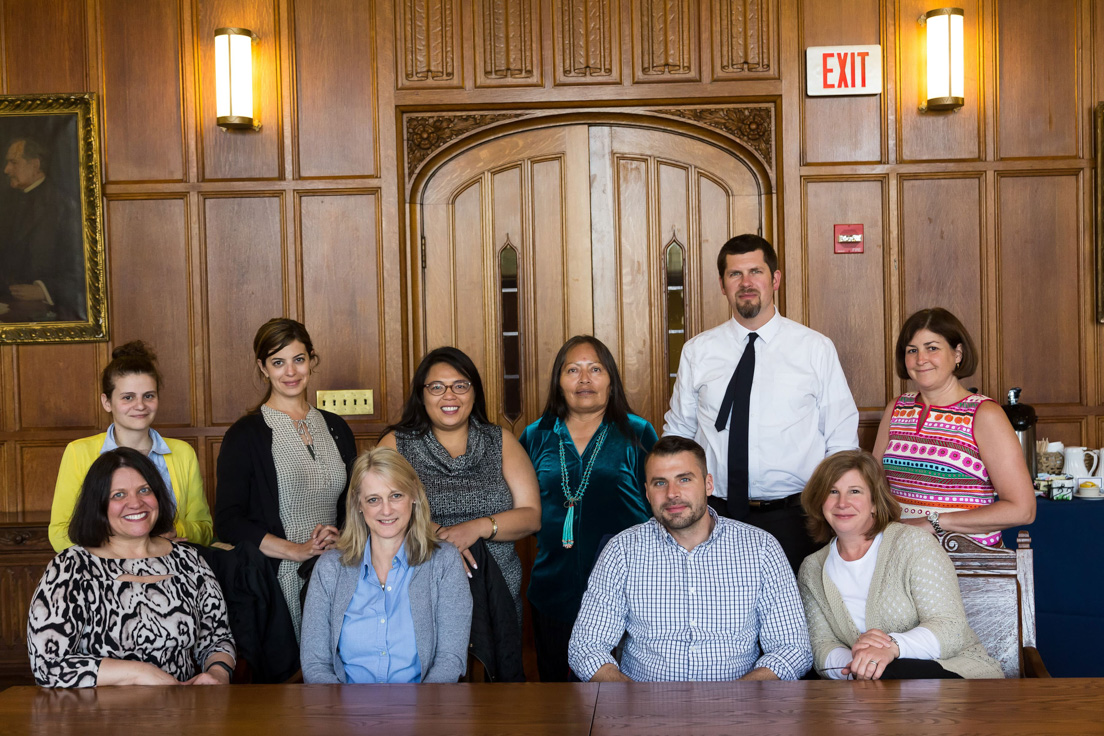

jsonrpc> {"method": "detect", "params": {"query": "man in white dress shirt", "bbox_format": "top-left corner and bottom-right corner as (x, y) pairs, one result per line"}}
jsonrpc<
(664, 234), (859, 572)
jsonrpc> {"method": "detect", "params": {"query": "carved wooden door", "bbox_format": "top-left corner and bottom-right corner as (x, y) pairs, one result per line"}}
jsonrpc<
(417, 123), (766, 434)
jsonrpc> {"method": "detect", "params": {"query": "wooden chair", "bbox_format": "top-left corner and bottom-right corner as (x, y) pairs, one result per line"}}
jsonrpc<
(941, 530), (1048, 678)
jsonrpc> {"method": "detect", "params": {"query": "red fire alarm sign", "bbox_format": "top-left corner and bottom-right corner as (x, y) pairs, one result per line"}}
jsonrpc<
(834, 224), (864, 254)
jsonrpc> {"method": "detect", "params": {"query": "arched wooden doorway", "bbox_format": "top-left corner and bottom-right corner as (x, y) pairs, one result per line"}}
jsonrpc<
(410, 115), (774, 435)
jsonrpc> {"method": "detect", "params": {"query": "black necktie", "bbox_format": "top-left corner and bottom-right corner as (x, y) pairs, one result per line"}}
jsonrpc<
(714, 332), (757, 520)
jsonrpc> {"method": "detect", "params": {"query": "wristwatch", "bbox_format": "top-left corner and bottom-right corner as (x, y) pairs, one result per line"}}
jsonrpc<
(926, 511), (944, 534)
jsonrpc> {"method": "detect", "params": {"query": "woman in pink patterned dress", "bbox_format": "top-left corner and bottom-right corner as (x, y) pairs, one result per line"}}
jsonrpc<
(873, 308), (1034, 546)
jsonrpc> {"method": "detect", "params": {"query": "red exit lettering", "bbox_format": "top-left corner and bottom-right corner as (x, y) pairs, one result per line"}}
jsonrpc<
(821, 50), (870, 90)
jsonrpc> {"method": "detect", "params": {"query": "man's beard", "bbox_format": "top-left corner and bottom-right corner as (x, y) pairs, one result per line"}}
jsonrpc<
(736, 293), (762, 319)
(660, 500), (707, 531)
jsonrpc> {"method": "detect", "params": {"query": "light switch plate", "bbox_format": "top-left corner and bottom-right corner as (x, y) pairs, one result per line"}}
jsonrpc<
(316, 389), (373, 416)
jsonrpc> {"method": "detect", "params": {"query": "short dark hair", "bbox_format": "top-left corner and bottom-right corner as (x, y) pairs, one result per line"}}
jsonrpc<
(894, 308), (978, 380)
(69, 447), (175, 547)
(251, 318), (318, 412)
(387, 346), (490, 436)
(801, 450), (901, 544)
(716, 234), (778, 278)
(101, 340), (162, 397)
(645, 435), (708, 478)
(7, 136), (49, 173)
(539, 335), (637, 442)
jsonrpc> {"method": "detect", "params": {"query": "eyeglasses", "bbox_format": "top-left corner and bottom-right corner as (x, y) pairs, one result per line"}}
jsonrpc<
(423, 380), (472, 396)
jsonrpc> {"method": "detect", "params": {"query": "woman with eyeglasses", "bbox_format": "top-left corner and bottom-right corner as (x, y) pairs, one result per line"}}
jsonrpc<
(376, 347), (540, 622)
(300, 448), (471, 684)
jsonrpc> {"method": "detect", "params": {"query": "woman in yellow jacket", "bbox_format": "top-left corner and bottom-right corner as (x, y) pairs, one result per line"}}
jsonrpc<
(49, 341), (213, 552)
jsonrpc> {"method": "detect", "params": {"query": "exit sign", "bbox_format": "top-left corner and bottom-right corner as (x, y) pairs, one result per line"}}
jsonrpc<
(806, 45), (882, 96)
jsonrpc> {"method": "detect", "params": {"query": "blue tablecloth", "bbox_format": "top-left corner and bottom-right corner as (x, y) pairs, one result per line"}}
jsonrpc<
(1003, 497), (1104, 677)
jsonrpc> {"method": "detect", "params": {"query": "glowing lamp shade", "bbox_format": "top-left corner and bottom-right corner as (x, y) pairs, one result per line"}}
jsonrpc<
(214, 27), (257, 129)
(922, 8), (964, 111)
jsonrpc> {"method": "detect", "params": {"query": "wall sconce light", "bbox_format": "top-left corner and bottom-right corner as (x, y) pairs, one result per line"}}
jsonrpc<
(215, 27), (258, 129)
(919, 8), (964, 112)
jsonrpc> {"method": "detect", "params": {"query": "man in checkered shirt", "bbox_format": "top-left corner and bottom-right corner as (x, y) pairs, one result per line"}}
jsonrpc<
(568, 435), (812, 682)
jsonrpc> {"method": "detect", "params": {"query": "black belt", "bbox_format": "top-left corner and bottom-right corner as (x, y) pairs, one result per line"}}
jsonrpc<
(746, 493), (803, 512)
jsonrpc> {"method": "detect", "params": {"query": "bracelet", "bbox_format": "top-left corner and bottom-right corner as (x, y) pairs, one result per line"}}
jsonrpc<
(887, 634), (900, 656)
(205, 660), (234, 682)
(486, 515), (498, 540)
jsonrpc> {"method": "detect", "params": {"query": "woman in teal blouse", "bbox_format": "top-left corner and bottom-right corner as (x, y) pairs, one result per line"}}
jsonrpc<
(519, 335), (658, 682)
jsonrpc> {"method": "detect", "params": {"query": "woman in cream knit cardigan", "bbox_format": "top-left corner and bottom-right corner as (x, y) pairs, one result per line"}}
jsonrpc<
(797, 450), (1002, 680)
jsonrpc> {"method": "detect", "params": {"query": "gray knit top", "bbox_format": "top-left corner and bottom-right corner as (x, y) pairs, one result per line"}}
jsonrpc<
(396, 421), (521, 620)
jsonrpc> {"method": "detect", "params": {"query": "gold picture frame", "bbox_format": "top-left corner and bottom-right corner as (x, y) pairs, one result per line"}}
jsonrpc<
(0, 93), (107, 343)
(1098, 102), (1104, 324)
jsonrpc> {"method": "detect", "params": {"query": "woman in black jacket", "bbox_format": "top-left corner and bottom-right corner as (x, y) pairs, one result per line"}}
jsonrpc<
(214, 318), (355, 640)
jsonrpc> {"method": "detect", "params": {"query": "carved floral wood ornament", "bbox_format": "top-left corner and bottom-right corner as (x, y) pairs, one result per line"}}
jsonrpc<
(651, 106), (774, 166)
(404, 104), (775, 181)
(405, 113), (528, 175)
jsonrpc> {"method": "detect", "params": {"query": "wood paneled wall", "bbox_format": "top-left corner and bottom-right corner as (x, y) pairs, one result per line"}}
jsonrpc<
(789, 0), (1099, 449)
(0, 0), (1100, 511)
(0, 0), (404, 512)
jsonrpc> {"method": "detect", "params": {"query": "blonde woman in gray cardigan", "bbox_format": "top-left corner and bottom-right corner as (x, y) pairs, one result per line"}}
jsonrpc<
(797, 450), (1002, 680)
(300, 448), (472, 683)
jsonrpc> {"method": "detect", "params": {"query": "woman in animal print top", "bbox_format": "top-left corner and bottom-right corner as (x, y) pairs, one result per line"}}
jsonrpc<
(27, 448), (236, 687)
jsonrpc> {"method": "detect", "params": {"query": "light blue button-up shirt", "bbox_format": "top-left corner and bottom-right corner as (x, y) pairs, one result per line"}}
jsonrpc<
(568, 509), (812, 681)
(339, 541), (421, 683)
(100, 424), (176, 513)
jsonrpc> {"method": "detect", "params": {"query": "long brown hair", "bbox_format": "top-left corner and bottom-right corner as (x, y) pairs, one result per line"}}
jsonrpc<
(385, 347), (490, 436)
(539, 335), (637, 442)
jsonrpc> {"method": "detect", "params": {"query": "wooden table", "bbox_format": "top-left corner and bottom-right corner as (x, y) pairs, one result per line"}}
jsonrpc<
(590, 679), (1104, 735)
(2, 679), (1103, 736)
(0, 682), (599, 736)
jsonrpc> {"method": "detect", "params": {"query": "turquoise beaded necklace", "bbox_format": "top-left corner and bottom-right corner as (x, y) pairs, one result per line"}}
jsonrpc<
(558, 423), (609, 549)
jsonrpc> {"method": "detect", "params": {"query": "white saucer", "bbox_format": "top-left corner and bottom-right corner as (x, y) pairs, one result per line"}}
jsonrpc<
(1074, 493), (1104, 500)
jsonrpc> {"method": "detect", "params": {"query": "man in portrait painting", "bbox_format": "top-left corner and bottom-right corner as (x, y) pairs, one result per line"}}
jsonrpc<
(0, 136), (86, 322)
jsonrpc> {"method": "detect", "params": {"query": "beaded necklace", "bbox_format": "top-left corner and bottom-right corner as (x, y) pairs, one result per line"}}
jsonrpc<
(558, 423), (609, 549)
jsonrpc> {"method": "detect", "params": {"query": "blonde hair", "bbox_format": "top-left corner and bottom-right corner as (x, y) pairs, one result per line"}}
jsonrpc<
(337, 447), (439, 567)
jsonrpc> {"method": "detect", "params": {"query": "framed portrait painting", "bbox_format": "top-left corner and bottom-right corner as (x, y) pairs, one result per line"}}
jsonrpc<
(0, 93), (107, 343)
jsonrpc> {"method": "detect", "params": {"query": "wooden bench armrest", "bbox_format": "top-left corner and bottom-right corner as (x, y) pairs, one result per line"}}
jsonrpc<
(1023, 647), (1050, 678)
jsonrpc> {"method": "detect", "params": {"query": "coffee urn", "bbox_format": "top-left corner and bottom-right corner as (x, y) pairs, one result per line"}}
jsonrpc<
(1002, 387), (1037, 477)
